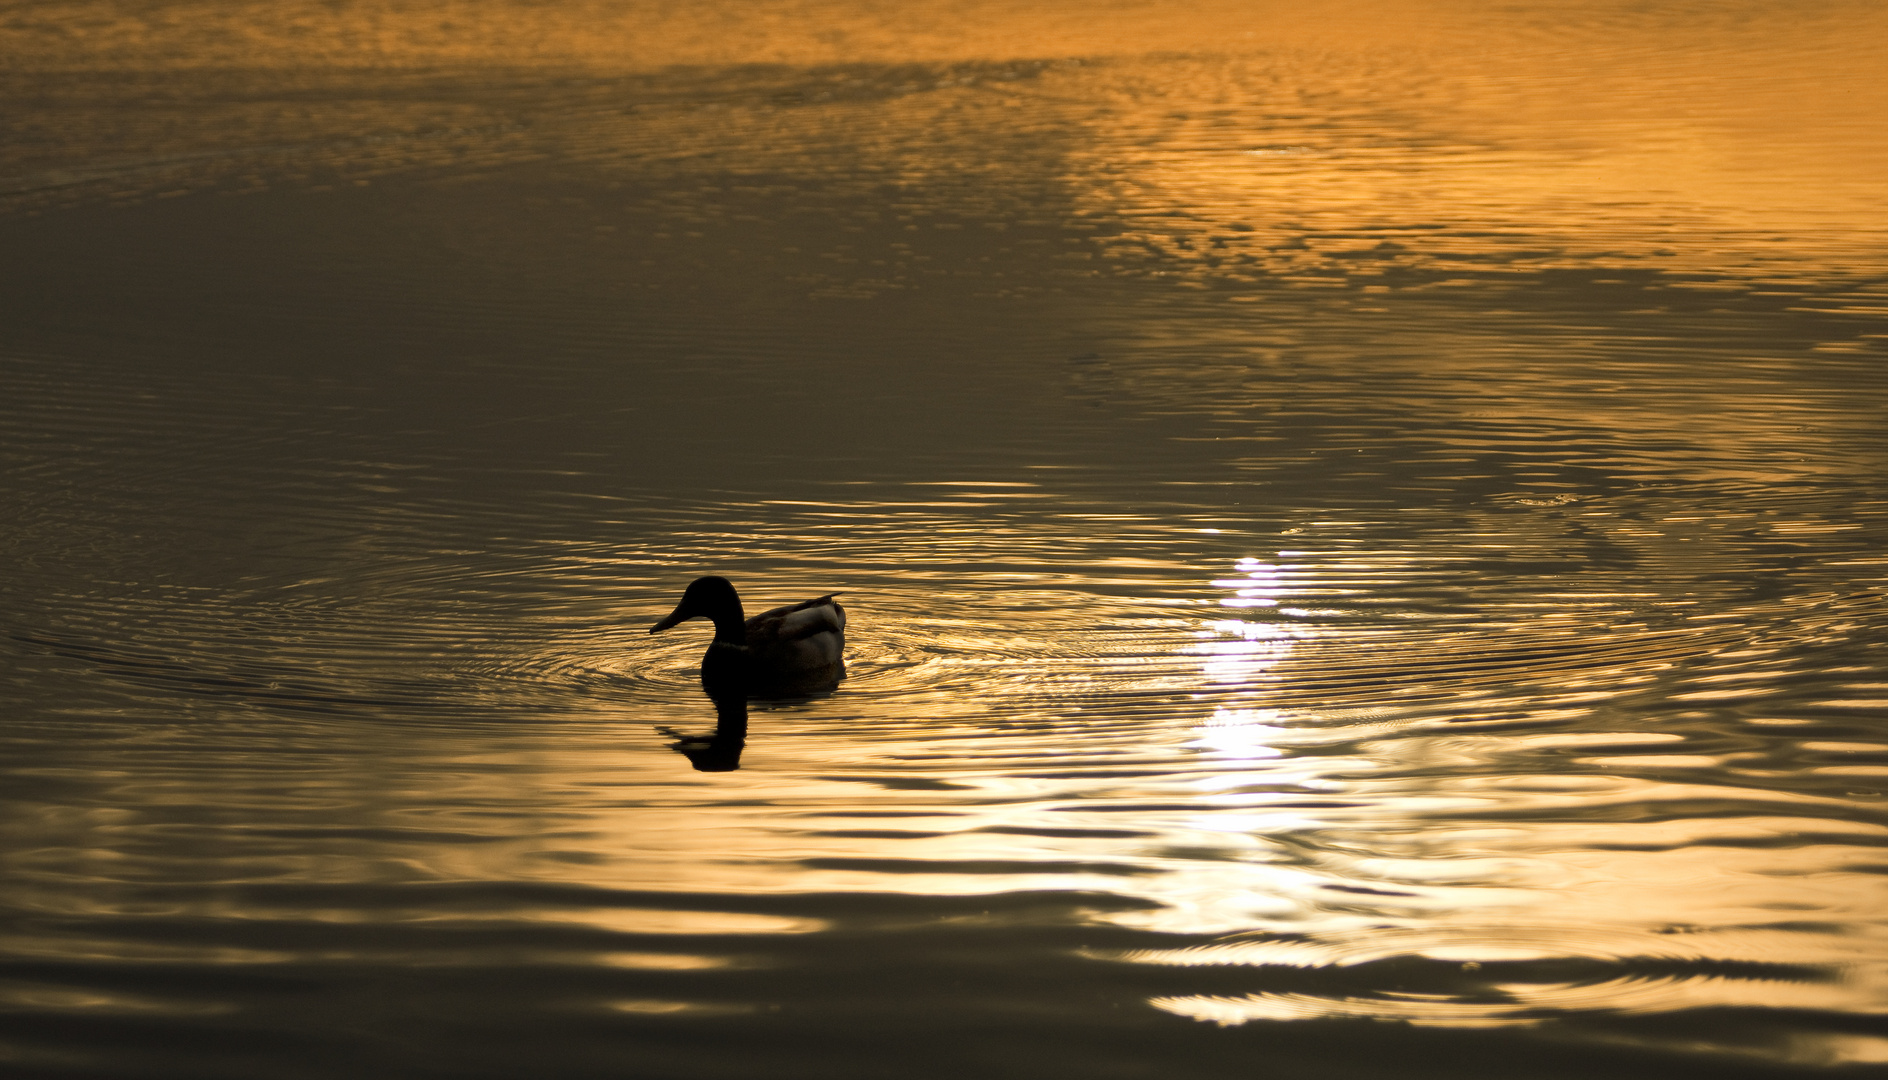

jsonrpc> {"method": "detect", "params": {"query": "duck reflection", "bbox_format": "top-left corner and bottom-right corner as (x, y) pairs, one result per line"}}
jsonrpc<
(659, 688), (749, 772)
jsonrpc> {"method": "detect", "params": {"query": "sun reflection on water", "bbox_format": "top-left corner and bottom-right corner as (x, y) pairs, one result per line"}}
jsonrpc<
(1187, 708), (1287, 762)
(1191, 557), (1314, 692)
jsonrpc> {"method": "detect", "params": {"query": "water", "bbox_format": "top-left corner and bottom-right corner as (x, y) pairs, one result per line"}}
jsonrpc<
(4, 2), (1887, 1076)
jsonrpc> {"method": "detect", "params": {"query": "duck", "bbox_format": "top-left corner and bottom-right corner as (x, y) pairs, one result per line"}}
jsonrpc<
(649, 576), (846, 696)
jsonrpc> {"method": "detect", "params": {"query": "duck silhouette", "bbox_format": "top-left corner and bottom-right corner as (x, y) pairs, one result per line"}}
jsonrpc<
(649, 576), (846, 696)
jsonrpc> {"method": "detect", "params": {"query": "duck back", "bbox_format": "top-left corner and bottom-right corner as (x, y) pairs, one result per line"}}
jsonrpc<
(741, 595), (845, 694)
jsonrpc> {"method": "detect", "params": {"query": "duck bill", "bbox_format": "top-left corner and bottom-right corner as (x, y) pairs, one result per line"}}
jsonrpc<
(649, 603), (693, 634)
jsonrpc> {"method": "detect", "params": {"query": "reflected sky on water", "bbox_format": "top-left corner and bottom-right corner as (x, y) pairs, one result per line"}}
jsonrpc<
(3, 1), (1888, 1076)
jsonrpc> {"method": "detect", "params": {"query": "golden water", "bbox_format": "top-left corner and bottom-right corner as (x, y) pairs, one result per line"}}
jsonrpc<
(3, 2), (1887, 1076)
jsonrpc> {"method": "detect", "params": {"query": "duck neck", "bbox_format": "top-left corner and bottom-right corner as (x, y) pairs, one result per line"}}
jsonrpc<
(707, 603), (747, 646)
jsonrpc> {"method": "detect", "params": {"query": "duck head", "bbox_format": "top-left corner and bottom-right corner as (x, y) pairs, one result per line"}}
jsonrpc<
(649, 576), (746, 642)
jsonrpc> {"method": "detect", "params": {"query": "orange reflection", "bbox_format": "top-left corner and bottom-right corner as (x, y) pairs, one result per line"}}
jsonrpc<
(5, 3), (1885, 1069)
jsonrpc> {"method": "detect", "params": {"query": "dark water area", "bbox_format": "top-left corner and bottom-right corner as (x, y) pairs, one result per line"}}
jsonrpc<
(3, 2), (1888, 1077)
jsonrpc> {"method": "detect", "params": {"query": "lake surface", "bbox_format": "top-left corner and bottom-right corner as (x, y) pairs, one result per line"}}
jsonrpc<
(3, 2), (1887, 1076)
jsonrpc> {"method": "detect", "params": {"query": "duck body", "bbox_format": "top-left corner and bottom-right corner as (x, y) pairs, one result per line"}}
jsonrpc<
(650, 576), (846, 697)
